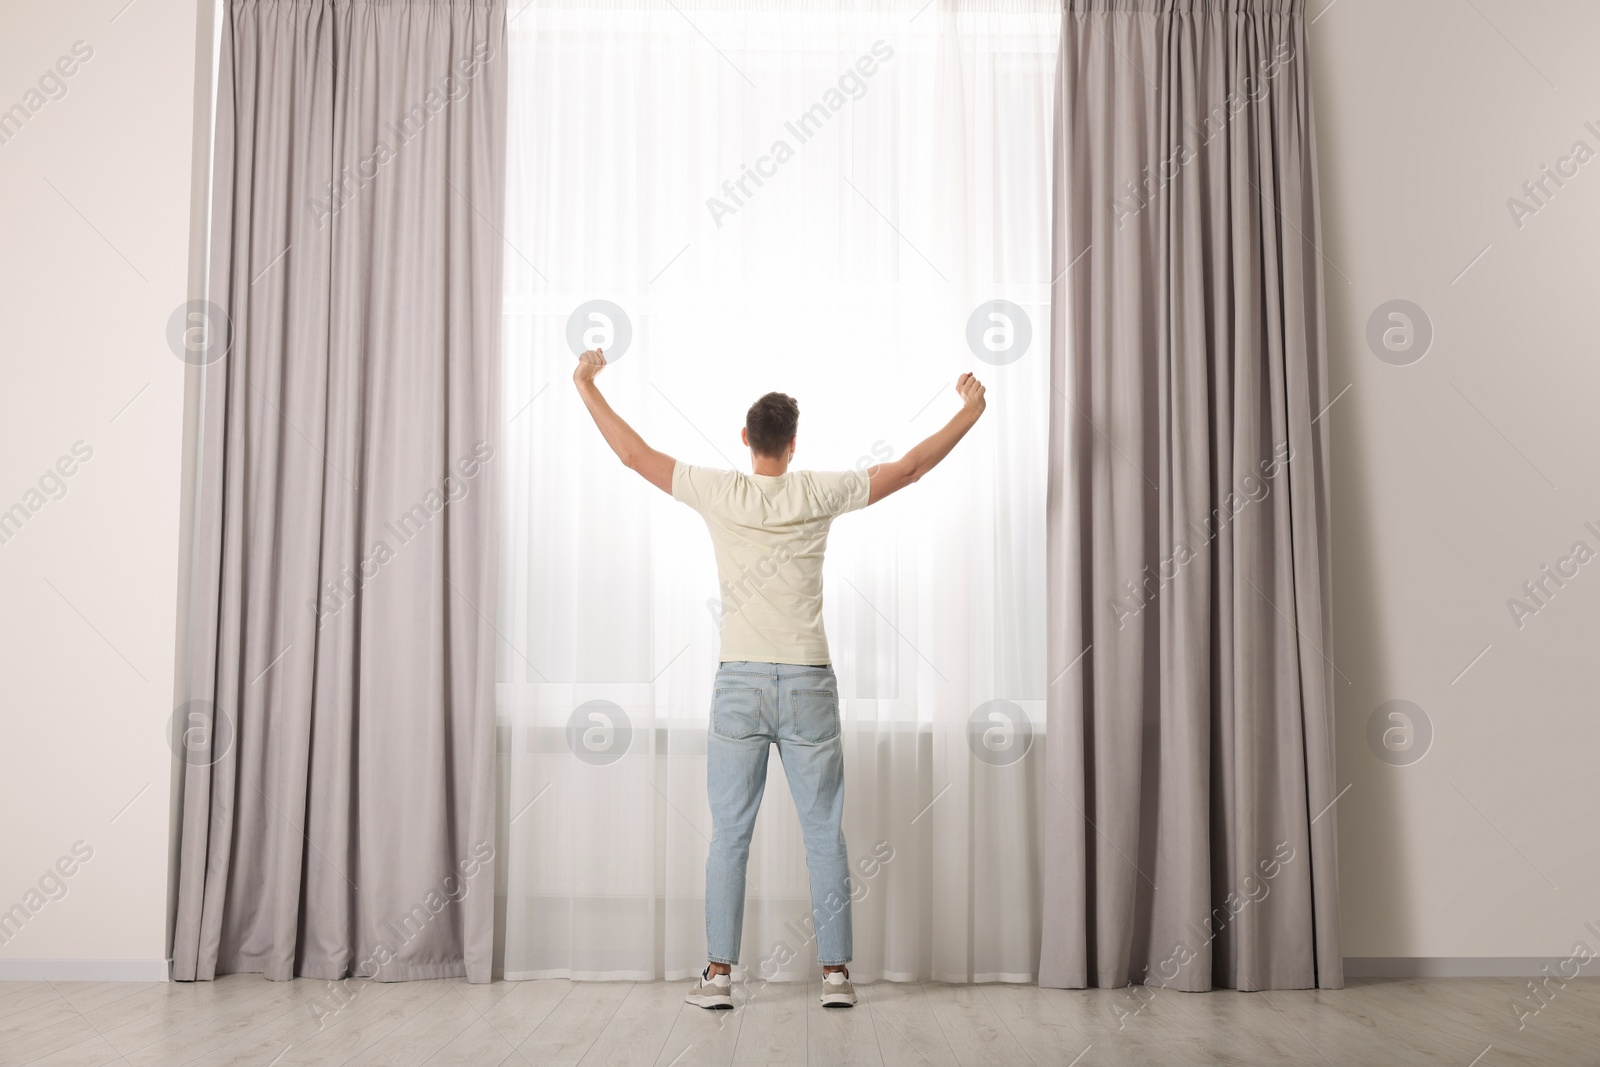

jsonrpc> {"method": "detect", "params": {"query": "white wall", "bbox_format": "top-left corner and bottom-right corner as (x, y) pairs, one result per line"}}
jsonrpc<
(1313, 0), (1600, 964)
(0, 0), (201, 978)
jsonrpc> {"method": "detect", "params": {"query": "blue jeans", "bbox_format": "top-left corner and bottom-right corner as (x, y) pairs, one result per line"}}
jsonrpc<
(705, 661), (851, 968)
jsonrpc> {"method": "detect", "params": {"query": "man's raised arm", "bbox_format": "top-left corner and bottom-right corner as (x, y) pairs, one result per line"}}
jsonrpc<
(867, 372), (986, 505)
(573, 348), (676, 495)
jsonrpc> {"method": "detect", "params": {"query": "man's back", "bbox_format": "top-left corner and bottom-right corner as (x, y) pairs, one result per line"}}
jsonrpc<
(673, 463), (870, 666)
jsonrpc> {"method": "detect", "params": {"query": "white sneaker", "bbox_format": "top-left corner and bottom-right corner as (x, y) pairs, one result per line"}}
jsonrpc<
(686, 967), (733, 1009)
(820, 969), (856, 1007)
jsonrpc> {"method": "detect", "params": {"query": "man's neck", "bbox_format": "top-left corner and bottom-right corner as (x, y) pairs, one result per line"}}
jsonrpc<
(751, 453), (790, 476)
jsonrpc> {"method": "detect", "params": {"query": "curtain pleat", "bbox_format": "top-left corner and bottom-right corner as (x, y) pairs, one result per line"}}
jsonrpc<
(171, 0), (508, 984)
(1041, 0), (1342, 991)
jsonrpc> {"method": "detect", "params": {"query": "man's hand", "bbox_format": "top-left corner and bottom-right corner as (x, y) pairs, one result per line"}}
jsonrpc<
(867, 372), (988, 506)
(571, 345), (677, 495)
(957, 371), (986, 415)
(574, 347), (606, 385)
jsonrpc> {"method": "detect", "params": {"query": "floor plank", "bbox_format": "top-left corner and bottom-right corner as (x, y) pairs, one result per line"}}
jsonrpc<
(806, 978), (882, 1067)
(0, 981), (67, 1024)
(977, 984), (1099, 1067)
(580, 981), (687, 1067)
(514, 980), (632, 1067)
(650, 991), (744, 1067)
(17, 1032), (129, 1067)
(919, 982), (1034, 1065)
(0, 1007), (103, 1067)
(0, 975), (1592, 1067)
(731, 978), (808, 1065)
(270, 980), (453, 1067)
(182, 978), (396, 1067)
(863, 981), (959, 1067)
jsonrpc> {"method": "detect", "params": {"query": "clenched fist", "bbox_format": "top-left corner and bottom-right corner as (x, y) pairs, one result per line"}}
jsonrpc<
(957, 372), (986, 415)
(573, 347), (606, 385)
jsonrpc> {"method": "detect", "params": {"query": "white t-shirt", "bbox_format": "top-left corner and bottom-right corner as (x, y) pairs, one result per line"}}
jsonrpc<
(673, 462), (871, 665)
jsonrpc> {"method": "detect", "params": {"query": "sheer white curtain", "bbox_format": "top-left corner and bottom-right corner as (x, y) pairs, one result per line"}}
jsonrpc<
(496, 0), (1057, 983)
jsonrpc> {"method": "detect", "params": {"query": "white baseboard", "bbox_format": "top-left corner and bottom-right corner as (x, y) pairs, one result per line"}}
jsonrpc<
(1344, 957), (1600, 978)
(0, 958), (170, 982)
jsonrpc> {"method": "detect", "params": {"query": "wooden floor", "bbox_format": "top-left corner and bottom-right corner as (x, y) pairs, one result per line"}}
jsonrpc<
(1, 974), (1596, 1066)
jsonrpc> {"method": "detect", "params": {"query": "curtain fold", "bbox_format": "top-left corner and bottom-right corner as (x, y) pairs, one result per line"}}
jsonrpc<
(1040, 0), (1342, 991)
(171, 0), (508, 984)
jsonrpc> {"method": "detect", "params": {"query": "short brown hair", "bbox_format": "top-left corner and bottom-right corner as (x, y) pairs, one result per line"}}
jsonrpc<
(745, 392), (799, 457)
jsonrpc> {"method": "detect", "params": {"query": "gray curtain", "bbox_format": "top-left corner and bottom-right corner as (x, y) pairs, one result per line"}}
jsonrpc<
(171, 0), (507, 983)
(1041, 0), (1342, 991)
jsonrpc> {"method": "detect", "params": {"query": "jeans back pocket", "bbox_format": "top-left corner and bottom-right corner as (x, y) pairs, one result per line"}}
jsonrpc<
(790, 687), (840, 743)
(712, 686), (767, 740)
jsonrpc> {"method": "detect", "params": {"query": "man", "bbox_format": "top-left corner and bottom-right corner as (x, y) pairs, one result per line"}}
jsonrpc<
(572, 347), (986, 1008)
